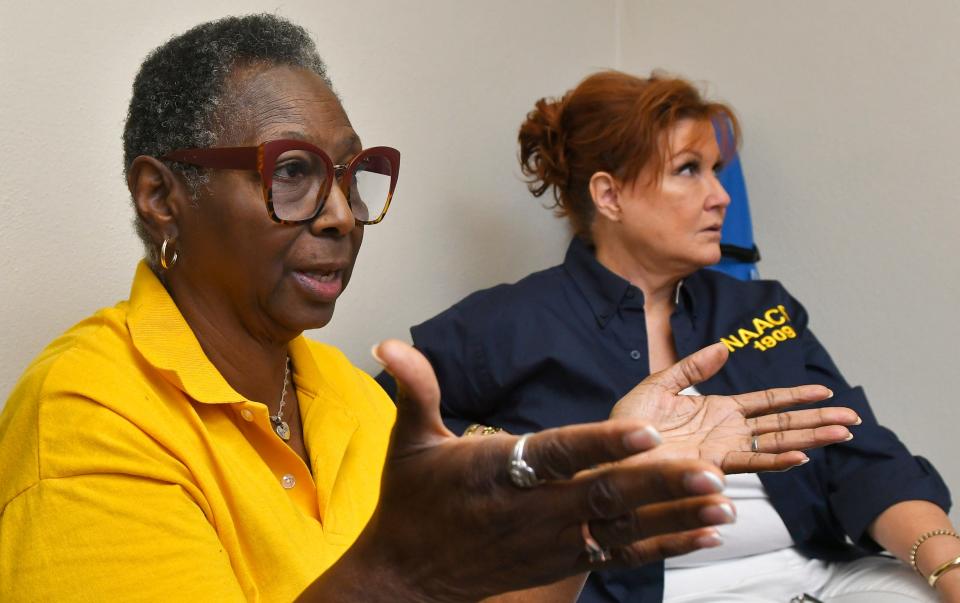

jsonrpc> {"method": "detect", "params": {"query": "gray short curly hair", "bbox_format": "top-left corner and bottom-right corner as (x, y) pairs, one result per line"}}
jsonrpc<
(122, 13), (332, 267)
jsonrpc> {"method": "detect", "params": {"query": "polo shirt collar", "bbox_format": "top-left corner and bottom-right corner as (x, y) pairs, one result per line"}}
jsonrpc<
(126, 261), (318, 405)
(563, 237), (634, 328)
(562, 237), (702, 327)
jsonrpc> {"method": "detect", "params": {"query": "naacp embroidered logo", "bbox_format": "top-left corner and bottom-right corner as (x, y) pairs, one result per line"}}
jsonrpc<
(720, 305), (796, 353)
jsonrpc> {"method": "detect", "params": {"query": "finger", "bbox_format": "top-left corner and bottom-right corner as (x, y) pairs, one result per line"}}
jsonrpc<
(748, 407), (861, 435)
(752, 425), (853, 453)
(569, 460), (726, 520)
(520, 419), (664, 481)
(642, 342), (729, 393)
(732, 384), (835, 417)
(589, 495), (735, 548)
(373, 339), (453, 449)
(721, 450), (811, 473)
(593, 527), (724, 569)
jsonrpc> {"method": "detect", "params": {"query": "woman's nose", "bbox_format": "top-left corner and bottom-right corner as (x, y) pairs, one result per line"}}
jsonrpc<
(707, 175), (731, 210)
(309, 183), (356, 236)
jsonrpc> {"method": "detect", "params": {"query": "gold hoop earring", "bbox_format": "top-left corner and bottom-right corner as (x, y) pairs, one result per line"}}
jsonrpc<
(160, 238), (179, 270)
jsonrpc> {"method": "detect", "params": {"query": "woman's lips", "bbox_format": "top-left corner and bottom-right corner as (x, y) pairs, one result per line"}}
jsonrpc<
(292, 269), (343, 301)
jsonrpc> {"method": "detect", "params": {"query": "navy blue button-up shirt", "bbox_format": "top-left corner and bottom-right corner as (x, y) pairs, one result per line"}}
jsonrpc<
(377, 237), (950, 602)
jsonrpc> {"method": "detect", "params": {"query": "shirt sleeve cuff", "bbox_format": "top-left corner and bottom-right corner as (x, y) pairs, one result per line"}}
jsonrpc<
(830, 455), (952, 550)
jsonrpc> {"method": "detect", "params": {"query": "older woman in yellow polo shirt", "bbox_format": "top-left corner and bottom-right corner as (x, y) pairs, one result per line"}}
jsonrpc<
(0, 14), (860, 602)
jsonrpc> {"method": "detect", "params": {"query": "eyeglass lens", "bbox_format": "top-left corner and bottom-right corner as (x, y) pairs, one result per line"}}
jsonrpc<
(271, 150), (394, 223)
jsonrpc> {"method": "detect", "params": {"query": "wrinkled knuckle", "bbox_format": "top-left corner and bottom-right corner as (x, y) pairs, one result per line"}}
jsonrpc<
(663, 534), (698, 558)
(614, 541), (648, 566)
(609, 511), (645, 541)
(681, 358), (704, 384)
(535, 434), (577, 480)
(586, 476), (624, 518)
(777, 411), (790, 431)
(622, 537), (668, 565)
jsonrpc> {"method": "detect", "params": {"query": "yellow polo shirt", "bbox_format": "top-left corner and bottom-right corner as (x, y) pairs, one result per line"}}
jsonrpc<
(0, 262), (395, 602)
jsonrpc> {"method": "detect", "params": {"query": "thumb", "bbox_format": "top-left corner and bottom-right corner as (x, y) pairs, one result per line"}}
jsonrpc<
(645, 341), (729, 393)
(373, 339), (453, 451)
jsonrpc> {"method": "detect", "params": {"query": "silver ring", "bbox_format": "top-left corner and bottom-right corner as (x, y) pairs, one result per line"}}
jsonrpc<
(508, 433), (543, 488)
(582, 521), (612, 563)
(751, 436), (760, 453)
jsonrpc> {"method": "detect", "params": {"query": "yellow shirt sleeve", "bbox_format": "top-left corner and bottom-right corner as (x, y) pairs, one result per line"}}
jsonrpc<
(2, 474), (247, 602)
(0, 378), (247, 600)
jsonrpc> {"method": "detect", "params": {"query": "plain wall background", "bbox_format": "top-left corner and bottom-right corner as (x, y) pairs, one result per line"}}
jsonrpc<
(1, 1), (956, 521)
(0, 0), (598, 387)
(622, 0), (960, 521)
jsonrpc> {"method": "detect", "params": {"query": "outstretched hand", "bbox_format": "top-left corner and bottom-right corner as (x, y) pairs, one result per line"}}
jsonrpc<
(306, 340), (736, 603)
(610, 343), (861, 473)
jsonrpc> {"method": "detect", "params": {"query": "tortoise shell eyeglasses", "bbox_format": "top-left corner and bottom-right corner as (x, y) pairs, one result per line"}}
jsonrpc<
(162, 140), (400, 225)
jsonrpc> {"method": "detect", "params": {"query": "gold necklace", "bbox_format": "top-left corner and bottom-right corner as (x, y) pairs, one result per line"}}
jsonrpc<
(269, 356), (292, 441)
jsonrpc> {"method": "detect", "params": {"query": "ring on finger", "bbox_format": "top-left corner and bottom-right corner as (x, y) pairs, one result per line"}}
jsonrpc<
(508, 433), (544, 488)
(751, 435), (760, 453)
(581, 521), (612, 563)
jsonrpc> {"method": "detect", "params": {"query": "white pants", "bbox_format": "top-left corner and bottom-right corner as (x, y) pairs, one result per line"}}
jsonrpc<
(664, 548), (934, 603)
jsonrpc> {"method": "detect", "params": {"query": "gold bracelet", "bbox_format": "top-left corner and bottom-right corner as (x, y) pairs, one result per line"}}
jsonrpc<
(463, 423), (503, 436)
(910, 529), (960, 575)
(929, 555), (960, 587)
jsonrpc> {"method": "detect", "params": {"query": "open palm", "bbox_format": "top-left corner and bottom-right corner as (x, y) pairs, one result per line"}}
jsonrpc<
(610, 343), (859, 473)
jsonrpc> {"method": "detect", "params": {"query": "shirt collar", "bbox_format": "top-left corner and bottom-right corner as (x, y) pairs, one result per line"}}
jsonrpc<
(126, 261), (319, 405)
(562, 237), (701, 327)
(562, 237), (634, 328)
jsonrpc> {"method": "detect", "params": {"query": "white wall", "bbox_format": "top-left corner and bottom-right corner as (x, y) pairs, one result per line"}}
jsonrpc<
(0, 0), (613, 390)
(621, 0), (960, 520)
(2, 0), (956, 521)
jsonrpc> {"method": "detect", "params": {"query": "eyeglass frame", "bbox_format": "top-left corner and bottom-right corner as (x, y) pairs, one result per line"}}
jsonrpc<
(161, 140), (400, 225)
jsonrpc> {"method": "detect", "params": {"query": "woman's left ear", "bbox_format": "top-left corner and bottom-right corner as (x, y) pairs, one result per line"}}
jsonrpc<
(589, 171), (622, 222)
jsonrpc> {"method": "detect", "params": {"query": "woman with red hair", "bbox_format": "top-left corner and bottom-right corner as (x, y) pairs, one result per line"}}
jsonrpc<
(381, 71), (958, 602)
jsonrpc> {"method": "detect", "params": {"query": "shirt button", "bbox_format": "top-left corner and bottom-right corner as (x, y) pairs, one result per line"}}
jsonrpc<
(626, 288), (637, 299)
(281, 474), (297, 489)
(629, 350), (642, 360)
(240, 408), (254, 422)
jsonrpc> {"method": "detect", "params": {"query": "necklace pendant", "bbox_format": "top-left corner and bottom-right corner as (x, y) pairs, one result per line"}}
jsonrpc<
(274, 420), (291, 441)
